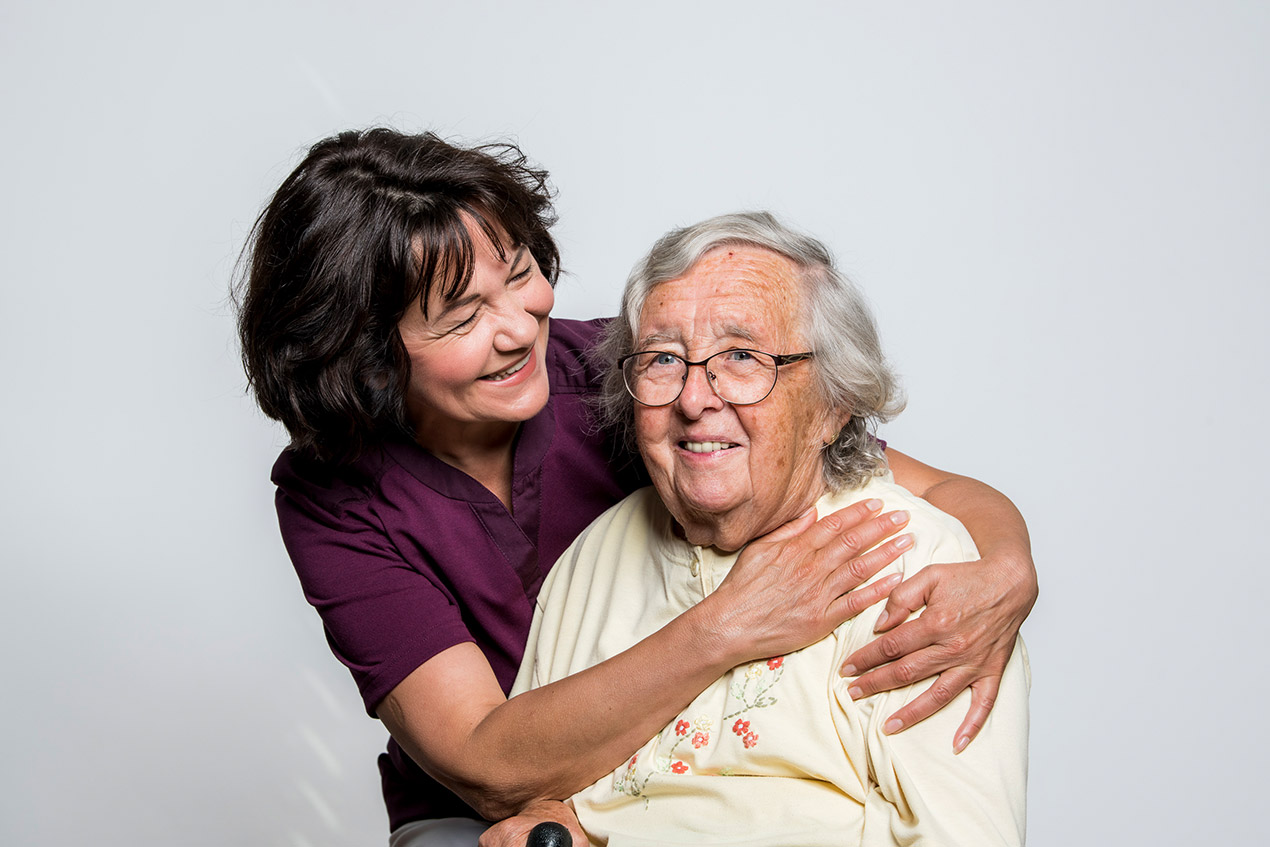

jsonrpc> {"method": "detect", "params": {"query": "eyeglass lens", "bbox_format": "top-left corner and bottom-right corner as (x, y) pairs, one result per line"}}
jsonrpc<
(622, 350), (779, 406)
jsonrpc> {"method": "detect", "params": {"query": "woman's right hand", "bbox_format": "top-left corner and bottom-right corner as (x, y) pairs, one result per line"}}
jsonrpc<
(478, 800), (585, 847)
(703, 498), (911, 663)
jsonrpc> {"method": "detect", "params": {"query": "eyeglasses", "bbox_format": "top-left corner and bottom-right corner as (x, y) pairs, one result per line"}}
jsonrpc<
(618, 348), (815, 407)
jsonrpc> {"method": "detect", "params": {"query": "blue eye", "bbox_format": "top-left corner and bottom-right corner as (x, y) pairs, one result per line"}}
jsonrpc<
(652, 352), (680, 366)
(723, 349), (754, 362)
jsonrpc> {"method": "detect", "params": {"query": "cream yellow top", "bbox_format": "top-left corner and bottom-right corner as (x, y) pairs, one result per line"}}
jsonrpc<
(513, 474), (1030, 846)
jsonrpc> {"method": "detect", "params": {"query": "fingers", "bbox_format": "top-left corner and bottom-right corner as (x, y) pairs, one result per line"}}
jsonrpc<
(799, 500), (908, 561)
(830, 532), (913, 598)
(840, 609), (946, 681)
(871, 664), (976, 737)
(870, 564), (942, 633)
(826, 571), (902, 623)
(950, 674), (1001, 753)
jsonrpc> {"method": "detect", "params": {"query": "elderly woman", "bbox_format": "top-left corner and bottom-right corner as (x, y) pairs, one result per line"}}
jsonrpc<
(509, 212), (1030, 846)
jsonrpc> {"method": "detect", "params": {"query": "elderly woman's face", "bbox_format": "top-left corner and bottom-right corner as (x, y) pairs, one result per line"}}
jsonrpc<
(633, 246), (844, 551)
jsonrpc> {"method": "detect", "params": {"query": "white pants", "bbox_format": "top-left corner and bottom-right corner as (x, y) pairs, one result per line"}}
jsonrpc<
(389, 817), (488, 847)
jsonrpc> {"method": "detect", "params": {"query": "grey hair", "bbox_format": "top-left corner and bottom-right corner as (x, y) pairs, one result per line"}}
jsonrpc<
(592, 211), (906, 491)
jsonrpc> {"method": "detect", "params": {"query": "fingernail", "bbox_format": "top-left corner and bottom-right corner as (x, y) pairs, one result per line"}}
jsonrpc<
(894, 534), (913, 550)
(841, 663), (858, 677)
(889, 510), (909, 525)
(954, 734), (970, 754)
(883, 718), (903, 735)
(873, 610), (889, 631)
(865, 499), (884, 511)
(848, 685), (863, 699)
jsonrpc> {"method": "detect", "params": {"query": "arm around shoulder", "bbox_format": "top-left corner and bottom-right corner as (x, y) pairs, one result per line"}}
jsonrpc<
(845, 448), (1037, 747)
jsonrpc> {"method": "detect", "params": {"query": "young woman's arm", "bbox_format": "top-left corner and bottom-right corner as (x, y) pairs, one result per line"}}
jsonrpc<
(379, 500), (911, 820)
(854, 448), (1037, 752)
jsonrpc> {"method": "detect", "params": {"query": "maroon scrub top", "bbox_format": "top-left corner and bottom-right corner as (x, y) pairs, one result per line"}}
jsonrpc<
(272, 318), (646, 830)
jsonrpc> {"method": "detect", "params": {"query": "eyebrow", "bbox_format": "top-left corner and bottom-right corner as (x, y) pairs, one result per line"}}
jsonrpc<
(435, 291), (481, 321)
(508, 245), (529, 272)
(636, 330), (682, 349)
(635, 323), (759, 350)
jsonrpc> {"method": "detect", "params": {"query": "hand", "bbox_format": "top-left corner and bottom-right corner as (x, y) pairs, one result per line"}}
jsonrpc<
(839, 550), (1037, 752)
(478, 800), (586, 847)
(705, 498), (913, 663)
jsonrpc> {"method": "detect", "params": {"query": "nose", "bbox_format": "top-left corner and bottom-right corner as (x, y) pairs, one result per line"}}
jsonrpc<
(493, 292), (541, 352)
(675, 361), (725, 419)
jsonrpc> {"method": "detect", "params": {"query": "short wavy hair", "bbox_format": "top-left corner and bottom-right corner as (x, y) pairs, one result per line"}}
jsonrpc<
(593, 211), (906, 490)
(235, 128), (560, 464)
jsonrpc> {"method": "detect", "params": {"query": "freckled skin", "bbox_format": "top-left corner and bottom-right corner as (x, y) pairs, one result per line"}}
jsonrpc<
(633, 246), (848, 551)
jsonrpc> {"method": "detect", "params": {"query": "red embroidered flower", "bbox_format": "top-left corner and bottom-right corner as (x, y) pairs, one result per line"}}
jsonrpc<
(743, 731), (759, 749)
(767, 656), (784, 670)
(675, 720), (690, 736)
(732, 719), (750, 736)
(691, 731), (710, 749)
(670, 761), (689, 774)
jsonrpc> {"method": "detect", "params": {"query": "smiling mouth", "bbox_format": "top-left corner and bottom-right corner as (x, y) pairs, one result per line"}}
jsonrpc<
(680, 440), (740, 453)
(481, 353), (532, 381)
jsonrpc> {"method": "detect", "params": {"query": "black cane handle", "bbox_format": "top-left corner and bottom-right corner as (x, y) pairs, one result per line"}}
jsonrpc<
(526, 821), (573, 847)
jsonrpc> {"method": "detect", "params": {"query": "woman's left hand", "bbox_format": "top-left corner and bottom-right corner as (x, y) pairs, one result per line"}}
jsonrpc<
(478, 800), (586, 847)
(839, 549), (1037, 753)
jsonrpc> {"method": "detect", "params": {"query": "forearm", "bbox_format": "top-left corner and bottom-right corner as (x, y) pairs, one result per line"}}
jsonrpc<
(886, 448), (1036, 593)
(383, 600), (748, 820)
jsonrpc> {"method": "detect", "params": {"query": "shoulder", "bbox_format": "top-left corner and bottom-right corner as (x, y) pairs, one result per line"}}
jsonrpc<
(271, 448), (382, 524)
(271, 443), (443, 540)
(546, 317), (612, 394)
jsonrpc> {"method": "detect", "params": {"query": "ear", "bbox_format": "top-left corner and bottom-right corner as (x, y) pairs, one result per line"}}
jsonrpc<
(822, 408), (852, 447)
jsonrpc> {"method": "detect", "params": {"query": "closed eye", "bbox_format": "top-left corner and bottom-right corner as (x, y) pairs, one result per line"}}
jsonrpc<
(509, 263), (533, 285)
(449, 308), (480, 332)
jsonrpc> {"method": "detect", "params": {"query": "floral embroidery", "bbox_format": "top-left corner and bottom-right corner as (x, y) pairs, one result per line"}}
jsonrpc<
(722, 654), (789, 750)
(613, 713), (712, 803)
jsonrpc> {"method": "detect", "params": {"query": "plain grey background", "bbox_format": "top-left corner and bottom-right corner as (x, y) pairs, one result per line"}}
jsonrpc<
(3, 1), (1267, 844)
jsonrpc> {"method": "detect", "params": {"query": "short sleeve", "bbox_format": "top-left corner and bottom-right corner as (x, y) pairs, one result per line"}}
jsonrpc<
(275, 471), (475, 717)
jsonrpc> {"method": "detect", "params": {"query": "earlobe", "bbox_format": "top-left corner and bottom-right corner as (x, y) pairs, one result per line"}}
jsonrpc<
(823, 411), (851, 447)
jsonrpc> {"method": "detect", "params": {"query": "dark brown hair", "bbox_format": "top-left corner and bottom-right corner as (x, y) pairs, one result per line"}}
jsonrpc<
(235, 128), (560, 464)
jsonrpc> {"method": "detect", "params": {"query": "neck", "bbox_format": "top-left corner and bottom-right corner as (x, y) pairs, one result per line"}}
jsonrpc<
(415, 420), (520, 510)
(679, 483), (828, 553)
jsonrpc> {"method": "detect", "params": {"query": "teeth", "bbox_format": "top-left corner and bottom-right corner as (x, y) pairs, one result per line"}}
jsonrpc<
(682, 441), (736, 453)
(483, 354), (530, 381)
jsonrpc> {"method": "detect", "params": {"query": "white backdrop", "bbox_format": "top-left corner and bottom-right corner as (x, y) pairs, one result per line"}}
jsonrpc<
(3, 2), (1267, 845)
